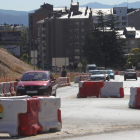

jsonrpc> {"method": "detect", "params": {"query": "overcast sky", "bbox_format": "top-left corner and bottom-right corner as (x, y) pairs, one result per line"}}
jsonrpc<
(0, 0), (138, 11)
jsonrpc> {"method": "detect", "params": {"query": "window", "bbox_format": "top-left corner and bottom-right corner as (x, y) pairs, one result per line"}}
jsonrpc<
(75, 35), (79, 39)
(74, 49), (80, 53)
(81, 22), (84, 25)
(74, 28), (79, 32)
(131, 40), (135, 44)
(125, 41), (128, 45)
(74, 56), (80, 59)
(81, 42), (85, 46)
(122, 16), (126, 20)
(81, 29), (85, 32)
(122, 22), (126, 25)
(74, 21), (79, 25)
(81, 35), (85, 39)
(75, 42), (79, 45)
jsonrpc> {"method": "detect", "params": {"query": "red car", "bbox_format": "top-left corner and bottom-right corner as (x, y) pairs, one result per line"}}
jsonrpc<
(16, 71), (57, 96)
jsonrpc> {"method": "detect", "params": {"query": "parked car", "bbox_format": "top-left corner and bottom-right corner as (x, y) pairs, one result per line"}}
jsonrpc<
(16, 71), (58, 96)
(106, 70), (115, 79)
(124, 69), (137, 81)
(90, 70), (109, 81)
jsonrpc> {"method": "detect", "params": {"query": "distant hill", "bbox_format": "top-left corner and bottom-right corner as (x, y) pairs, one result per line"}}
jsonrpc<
(80, 1), (140, 9)
(0, 13), (28, 27)
(0, 1), (140, 27)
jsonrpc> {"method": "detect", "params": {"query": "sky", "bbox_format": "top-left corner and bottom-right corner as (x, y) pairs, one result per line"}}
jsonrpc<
(0, 0), (139, 11)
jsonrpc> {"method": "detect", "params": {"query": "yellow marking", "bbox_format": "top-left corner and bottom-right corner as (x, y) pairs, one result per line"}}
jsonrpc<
(66, 95), (76, 99)
(0, 105), (4, 113)
(29, 125), (138, 138)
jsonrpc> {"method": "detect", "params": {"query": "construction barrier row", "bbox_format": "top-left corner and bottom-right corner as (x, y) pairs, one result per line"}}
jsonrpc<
(0, 96), (62, 136)
(77, 81), (124, 98)
(0, 81), (18, 97)
(58, 77), (71, 87)
(74, 75), (91, 83)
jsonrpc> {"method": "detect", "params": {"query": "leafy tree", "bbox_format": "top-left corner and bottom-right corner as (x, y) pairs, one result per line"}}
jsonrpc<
(125, 48), (140, 69)
(81, 58), (88, 72)
(21, 54), (29, 63)
(3, 24), (12, 31)
(21, 28), (29, 55)
(83, 11), (125, 69)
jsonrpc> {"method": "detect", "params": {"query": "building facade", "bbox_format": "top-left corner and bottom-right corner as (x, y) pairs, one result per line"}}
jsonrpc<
(127, 9), (140, 30)
(28, 3), (53, 52)
(37, 2), (93, 69)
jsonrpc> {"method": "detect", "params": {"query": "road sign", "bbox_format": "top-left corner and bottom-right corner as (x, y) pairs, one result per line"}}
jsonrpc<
(31, 58), (37, 65)
(31, 51), (37, 58)
(78, 62), (83, 67)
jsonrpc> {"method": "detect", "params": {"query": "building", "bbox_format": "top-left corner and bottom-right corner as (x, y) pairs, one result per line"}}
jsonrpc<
(28, 3), (54, 52)
(0, 24), (28, 57)
(127, 9), (140, 30)
(37, 2), (93, 69)
(121, 27), (140, 54)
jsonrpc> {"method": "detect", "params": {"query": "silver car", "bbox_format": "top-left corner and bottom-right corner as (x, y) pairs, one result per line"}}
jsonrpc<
(90, 70), (106, 81)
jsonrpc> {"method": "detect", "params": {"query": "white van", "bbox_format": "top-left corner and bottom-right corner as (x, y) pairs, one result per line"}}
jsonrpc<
(86, 64), (97, 73)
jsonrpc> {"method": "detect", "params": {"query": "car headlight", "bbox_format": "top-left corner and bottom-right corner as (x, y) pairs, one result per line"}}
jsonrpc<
(17, 86), (25, 90)
(39, 86), (48, 89)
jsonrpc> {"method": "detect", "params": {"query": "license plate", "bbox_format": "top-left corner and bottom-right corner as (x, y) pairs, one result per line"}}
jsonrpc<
(96, 78), (100, 80)
(128, 74), (133, 76)
(26, 91), (37, 94)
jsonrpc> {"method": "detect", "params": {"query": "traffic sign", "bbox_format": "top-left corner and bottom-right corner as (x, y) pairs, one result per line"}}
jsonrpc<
(31, 58), (37, 65)
(78, 62), (83, 67)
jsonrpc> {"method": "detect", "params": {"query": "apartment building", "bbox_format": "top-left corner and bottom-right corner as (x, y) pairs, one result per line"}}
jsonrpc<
(127, 9), (140, 30)
(37, 2), (93, 69)
(28, 3), (53, 51)
(122, 27), (140, 54)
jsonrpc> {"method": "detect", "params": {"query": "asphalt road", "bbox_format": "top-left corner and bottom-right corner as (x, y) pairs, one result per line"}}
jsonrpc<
(1, 75), (140, 140)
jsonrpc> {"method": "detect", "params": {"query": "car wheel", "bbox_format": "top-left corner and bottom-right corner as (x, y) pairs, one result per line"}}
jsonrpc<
(136, 77), (137, 80)
(124, 78), (126, 81)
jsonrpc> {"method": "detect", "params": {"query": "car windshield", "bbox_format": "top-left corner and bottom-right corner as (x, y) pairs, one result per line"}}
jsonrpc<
(21, 72), (48, 81)
(125, 69), (135, 72)
(107, 70), (114, 74)
(92, 70), (106, 75)
(89, 66), (96, 70)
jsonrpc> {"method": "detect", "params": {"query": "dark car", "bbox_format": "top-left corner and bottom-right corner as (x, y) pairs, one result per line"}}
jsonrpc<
(124, 69), (137, 81)
(16, 71), (58, 96)
(106, 70), (115, 79)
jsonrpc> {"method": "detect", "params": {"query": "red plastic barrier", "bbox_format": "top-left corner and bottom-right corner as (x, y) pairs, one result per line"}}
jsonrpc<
(115, 71), (118, 75)
(10, 82), (16, 96)
(18, 98), (43, 136)
(135, 88), (140, 108)
(120, 87), (124, 98)
(78, 81), (104, 98)
(14, 81), (18, 93)
(58, 109), (62, 128)
(2, 83), (7, 97)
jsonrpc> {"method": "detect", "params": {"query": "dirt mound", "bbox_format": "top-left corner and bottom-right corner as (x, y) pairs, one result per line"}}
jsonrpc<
(0, 48), (33, 79)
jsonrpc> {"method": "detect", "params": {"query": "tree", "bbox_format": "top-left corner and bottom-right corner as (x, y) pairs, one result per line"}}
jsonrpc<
(83, 11), (125, 69)
(81, 58), (88, 72)
(125, 48), (140, 69)
(21, 54), (29, 63)
(21, 28), (29, 55)
(3, 24), (12, 31)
